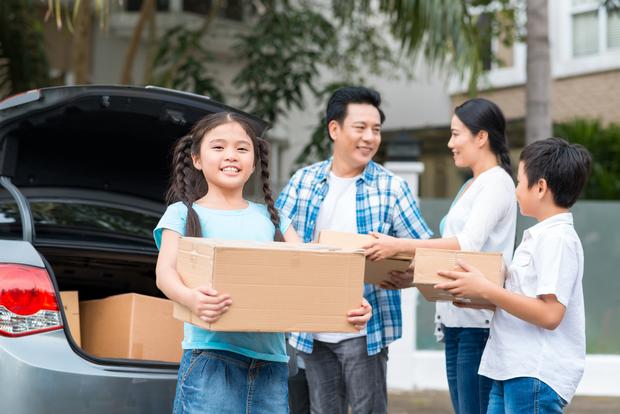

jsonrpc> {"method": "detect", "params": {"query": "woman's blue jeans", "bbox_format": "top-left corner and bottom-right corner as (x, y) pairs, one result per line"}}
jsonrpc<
(444, 326), (493, 414)
(173, 349), (289, 414)
(487, 377), (567, 413)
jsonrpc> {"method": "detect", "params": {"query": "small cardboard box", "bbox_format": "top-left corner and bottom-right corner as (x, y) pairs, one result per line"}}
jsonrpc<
(317, 230), (413, 286)
(80, 293), (183, 363)
(174, 237), (365, 332)
(413, 248), (504, 304)
(60, 291), (81, 346)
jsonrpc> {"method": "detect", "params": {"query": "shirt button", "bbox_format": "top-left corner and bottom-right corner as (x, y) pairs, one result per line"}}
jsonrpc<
(437, 316), (441, 319)
(437, 327), (441, 332)
(485, 320), (490, 324)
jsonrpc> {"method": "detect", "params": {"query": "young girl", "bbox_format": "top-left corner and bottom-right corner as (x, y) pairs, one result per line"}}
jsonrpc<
(154, 112), (372, 414)
(364, 98), (517, 414)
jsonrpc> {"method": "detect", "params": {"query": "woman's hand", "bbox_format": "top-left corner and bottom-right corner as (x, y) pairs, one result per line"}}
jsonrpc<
(347, 298), (372, 331)
(186, 286), (232, 323)
(363, 232), (405, 261)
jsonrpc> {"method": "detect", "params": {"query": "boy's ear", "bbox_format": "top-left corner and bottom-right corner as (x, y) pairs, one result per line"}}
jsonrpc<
(191, 154), (202, 170)
(537, 178), (548, 199)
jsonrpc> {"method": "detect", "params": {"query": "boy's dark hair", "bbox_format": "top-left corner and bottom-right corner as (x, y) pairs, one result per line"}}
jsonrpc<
(325, 86), (386, 140)
(454, 98), (512, 176)
(166, 112), (284, 241)
(520, 137), (592, 208)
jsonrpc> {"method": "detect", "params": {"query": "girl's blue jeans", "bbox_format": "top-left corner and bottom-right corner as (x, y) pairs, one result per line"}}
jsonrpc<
(173, 349), (289, 414)
(444, 326), (493, 414)
(487, 377), (568, 413)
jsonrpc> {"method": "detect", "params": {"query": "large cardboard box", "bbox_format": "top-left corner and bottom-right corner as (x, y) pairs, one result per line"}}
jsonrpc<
(413, 248), (504, 305)
(80, 293), (183, 363)
(317, 230), (413, 286)
(174, 237), (365, 332)
(60, 291), (81, 346)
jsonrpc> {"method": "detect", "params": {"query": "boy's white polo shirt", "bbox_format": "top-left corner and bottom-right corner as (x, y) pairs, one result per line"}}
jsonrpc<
(479, 213), (585, 403)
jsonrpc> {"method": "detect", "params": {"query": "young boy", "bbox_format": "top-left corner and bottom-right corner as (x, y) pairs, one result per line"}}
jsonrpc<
(436, 137), (592, 413)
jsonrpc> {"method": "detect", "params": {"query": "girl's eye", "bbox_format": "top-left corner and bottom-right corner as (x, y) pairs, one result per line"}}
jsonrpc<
(211, 146), (224, 150)
(238, 147), (249, 152)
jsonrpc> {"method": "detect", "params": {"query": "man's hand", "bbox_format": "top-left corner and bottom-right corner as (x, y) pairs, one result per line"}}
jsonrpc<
(347, 298), (372, 331)
(379, 267), (414, 290)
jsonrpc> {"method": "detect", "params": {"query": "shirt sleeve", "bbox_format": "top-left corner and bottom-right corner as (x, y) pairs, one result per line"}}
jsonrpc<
(533, 234), (580, 306)
(392, 178), (433, 240)
(276, 170), (301, 221)
(456, 177), (515, 252)
(153, 202), (187, 250)
(278, 211), (292, 235)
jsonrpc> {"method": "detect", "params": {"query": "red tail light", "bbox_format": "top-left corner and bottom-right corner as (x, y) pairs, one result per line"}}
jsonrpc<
(0, 264), (62, 337)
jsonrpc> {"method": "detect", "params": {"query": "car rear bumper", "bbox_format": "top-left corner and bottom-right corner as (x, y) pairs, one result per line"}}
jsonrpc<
(0, 330), (178, 414)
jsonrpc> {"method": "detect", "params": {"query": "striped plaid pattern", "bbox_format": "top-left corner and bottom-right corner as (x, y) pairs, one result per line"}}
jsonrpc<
(276, 159), (432, 355)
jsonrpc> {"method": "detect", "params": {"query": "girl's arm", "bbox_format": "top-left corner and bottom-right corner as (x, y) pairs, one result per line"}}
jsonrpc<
(156, 229), (232, 323)
(364, 234), (460, 261)
(282, 225), (372, 330)
(436, 261), (566, 330)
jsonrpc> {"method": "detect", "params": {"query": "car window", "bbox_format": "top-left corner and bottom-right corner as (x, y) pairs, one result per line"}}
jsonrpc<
(0, 200), (160, 246)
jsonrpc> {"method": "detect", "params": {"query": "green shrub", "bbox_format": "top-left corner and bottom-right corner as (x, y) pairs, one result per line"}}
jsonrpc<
(554, 119), (620, 200)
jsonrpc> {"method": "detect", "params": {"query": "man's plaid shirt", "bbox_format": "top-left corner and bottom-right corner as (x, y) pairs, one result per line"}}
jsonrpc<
(276, 159), (432, 356)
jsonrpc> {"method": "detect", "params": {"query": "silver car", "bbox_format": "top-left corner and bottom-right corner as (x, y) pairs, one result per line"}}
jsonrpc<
(0, 85), (268, 413)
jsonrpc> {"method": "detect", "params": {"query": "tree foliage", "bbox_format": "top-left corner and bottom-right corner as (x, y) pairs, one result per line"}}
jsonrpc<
(0, 0), (51, 98)
(555, 119), (620, 200)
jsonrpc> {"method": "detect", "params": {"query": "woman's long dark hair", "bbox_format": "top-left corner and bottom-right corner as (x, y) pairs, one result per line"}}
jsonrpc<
(165, 112), (284, 241)
(454, 98), (512, 176)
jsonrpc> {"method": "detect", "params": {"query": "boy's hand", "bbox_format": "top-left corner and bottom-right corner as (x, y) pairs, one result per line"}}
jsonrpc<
(347, 298), (372, 331)
(452, 302), (496, 311)
(187, 286), (232, 323)
(379, 268), (414, 290)
(435, 260), (496, 300)
(363, 232), (402, 261)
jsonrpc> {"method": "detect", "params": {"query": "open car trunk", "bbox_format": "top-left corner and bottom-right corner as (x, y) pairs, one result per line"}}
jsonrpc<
(0, 85), (269, 367)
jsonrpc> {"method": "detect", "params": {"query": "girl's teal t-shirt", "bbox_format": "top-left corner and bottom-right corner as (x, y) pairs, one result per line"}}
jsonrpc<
(153, 201), (292, 363)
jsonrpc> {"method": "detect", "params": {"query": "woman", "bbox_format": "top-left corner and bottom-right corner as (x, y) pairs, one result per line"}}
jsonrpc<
(364, 98), (517, 414)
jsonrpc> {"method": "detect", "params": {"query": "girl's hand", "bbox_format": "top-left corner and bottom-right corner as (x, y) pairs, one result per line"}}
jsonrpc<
(187, 286), (232, 323)
(435, 260), (496, 300)
(363, 232), (403, 261)
(347, 298), (372, 331)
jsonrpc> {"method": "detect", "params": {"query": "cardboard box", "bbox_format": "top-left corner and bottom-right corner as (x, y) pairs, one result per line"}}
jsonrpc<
(80, 293), (183, 363)
(317, 230), (413, 286)
(60, 291), (81, 346)
(413, 248), (504, 304)
(174, 237), (365, 332)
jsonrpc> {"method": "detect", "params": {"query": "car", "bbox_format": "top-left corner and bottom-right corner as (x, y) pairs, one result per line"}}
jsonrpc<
(0, 85), (268, 413)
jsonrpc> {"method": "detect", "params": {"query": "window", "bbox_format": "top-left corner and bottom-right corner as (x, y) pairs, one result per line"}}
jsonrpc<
(125, 0), (247, 22)
(571, 1), (620, 56)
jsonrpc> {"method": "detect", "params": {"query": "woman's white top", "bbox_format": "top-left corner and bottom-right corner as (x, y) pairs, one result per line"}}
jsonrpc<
(435, 166), (517, 336)
(479, 213), (585, 403)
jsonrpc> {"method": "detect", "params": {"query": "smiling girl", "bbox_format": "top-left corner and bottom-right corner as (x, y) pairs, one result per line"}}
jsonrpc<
(153, 112), (371, 414)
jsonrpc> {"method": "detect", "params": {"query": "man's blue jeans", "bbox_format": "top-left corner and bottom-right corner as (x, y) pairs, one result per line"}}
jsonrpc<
(173, 349), (289, 414)
(444, 326), (493, 414)
(487, 377), (568, 413)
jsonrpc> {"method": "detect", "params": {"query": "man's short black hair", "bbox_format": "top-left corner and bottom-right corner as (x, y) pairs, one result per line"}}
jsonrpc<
(325, 86), (386, 140)
(520, 137), (592, 208)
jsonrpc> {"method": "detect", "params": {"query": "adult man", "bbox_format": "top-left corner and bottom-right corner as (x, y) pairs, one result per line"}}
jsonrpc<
(277, 86), (432, 413)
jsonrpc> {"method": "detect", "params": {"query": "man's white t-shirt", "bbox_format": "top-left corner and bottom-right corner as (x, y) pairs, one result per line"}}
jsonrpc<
(313, 172), (366, 343)
(435, 166), (517, 335)
(478, 213), (585, 403)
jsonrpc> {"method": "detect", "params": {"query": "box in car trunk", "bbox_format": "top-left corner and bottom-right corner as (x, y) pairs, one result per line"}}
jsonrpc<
(80, 293), (183, 363)
(174, 237), (366, 332)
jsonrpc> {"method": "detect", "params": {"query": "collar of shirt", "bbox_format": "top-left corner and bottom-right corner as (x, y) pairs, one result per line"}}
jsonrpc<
(315, 158), (378, 186)
(524, 212), (574, 241)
